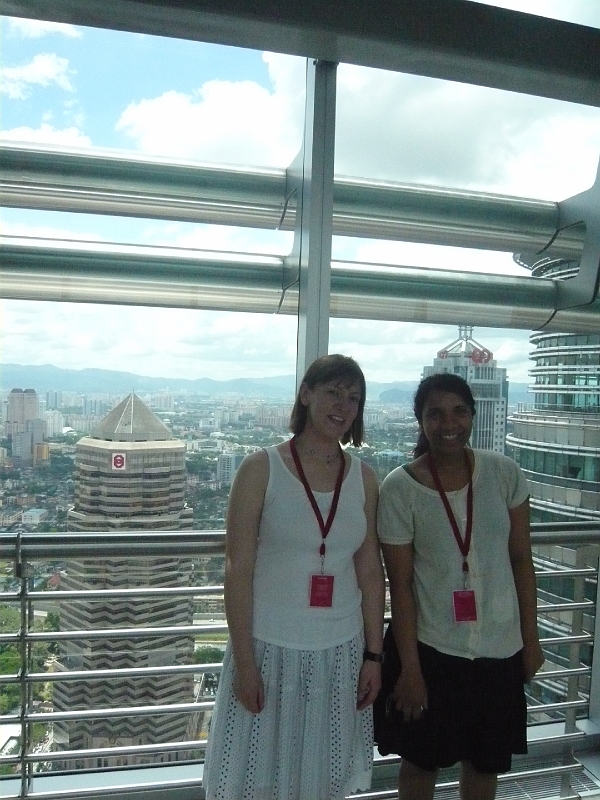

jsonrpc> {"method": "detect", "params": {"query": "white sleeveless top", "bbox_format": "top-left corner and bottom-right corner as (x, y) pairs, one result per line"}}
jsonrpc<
(252, 445), (367, 649)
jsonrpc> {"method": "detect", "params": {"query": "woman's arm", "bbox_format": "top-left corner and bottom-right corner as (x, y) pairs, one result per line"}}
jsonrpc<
(224, 450), (268, 713)
(508, 498), (545, 681)
(353, 462), (385, 710)
(381, 542), (427, 720)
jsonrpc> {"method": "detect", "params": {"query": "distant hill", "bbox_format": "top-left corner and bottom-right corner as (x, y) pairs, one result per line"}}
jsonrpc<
(0, 363), (295, 399)
(0, 363), (531, 405)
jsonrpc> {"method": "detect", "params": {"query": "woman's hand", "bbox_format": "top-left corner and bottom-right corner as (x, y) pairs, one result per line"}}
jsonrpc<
(356, 660), (382, 710)
(522, 640), (545, 682)
(393, 666), (428, 721)
(233, 662), (265, 714)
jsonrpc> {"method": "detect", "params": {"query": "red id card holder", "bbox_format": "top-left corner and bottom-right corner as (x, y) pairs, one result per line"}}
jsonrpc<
(452, 589), (477, 622)
(310, 574), (334, 607)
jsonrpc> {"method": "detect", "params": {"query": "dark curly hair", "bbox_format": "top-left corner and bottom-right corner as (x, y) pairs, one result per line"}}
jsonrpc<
(289, 354), (366, 446)
(413, 373), (475, 458)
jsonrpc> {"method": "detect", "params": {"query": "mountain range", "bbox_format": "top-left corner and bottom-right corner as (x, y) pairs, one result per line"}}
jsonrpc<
(0, 363), (532, 405)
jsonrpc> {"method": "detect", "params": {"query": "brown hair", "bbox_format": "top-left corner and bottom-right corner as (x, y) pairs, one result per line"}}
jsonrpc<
(289, 354), (366, 446)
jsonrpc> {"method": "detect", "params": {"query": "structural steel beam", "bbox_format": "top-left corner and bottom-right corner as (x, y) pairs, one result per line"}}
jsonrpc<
(2, 0), (600, 106)
(289, 60), (337, 384)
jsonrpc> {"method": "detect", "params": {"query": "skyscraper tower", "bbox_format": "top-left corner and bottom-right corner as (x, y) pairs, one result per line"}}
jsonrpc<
(507, 256), (600, 522)
(423, 326), (508, 453)
(6, 387), (39, 438)
(54, 394), (197, 768)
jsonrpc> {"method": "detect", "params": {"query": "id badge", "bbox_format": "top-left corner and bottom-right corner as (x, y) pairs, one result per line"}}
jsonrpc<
(452, 589), (477, 622)
(310, 574), (334, 607)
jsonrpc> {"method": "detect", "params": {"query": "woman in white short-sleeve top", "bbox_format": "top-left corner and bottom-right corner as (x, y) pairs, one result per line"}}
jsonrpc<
(375, 373), (544, 800)
(203, 354), (385, 800)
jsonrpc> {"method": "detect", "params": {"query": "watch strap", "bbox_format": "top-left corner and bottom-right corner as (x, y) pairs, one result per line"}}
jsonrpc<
(363, 649), (383, 663)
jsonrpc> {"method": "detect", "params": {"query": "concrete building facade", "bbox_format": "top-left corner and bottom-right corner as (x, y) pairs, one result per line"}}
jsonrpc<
(6, 388), (39, 439)
(54, 394), (197, 768)
(216, 452), (244, 485)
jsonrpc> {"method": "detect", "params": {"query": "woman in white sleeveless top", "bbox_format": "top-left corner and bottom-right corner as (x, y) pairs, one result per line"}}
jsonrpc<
(203, 354), (385, 800)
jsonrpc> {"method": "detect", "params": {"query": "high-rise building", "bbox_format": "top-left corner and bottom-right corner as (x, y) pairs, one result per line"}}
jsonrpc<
(423, 326), (508, 453)
(44, 409), (65, 438)
(6, 388), (39, 438)
(46, 390), (63, 410)
(11, 430), (33, 463)
(507, 256), (600, 522)
(54, 394), (197, 767)
(33, 442), (50, 464)
(216, 452), (244, 485)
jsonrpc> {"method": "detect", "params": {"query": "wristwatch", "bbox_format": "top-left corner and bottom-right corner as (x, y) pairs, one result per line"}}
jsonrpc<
(363, 650), (383, 663)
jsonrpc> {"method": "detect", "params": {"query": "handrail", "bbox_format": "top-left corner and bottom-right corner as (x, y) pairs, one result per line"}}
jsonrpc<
(2, 525), (599, 557)
(1, 525), (598, 798)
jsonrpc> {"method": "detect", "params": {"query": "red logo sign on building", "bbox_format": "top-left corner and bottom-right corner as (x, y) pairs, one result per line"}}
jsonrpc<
(470, 348), (492, 364)
(112, 453), (126, 471)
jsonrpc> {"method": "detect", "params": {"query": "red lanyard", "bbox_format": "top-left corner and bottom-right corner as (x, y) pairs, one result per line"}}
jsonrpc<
(289, 436), (345, 560)
(428, 450), (473, 578)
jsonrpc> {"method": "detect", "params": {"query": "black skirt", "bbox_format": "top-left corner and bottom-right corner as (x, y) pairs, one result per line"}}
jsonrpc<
(373, 626), (527, 774)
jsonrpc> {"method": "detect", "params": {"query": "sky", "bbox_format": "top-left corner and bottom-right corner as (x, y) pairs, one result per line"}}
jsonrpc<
(1, 2), (600, 386)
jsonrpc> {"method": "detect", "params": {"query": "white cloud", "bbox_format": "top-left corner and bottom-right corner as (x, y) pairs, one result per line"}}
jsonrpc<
(334, 65), (600, 200)
(1, 123), (91, 147)
(336, 239), (529, 276)
(109, 42), (600, 202)
(115, 61), (304, 166)
(1, 221), (100, 241)
(329, 320), (532, 384)
(1, 53), (74, 99)
(6, 16), (82, 38)
(1, 298), (532, 384)
(0, 301), (298, 381)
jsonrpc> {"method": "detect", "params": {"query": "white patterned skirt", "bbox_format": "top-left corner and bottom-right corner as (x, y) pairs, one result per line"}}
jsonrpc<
(203, 632), (373, 800)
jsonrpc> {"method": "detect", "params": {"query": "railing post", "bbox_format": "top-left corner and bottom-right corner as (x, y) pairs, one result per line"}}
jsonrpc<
(560, 545), (588, 796)
(16, 531), (30, 798)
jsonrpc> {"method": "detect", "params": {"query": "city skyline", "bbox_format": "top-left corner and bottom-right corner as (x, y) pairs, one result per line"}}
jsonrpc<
(2, 4), (600, 384)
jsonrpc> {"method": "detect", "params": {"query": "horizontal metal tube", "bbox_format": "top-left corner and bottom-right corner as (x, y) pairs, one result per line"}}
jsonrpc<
(5, 238), (600, 334)
(27, 624), (228, 641)
(531, 530), (600, 546)
(26, 585), (224, 600)
(0, 776), (206, 800)
(27, 663), (223, 683)
(535, 569), (598, 579)
(28, 700), (213, 723)
(24, 738), (208, 763)
(0, 143), (584, 256)
(1, 529), (226, 559)
(538, 601), (595, 612)
(539, 634), (593, 646)
(528, 699), (588, 713)
(533, 667), (591, 680)
(1, 526), (598, 561)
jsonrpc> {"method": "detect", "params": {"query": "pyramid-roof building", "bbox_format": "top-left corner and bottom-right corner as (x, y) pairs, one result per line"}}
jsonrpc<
(90, 393), (172, 442)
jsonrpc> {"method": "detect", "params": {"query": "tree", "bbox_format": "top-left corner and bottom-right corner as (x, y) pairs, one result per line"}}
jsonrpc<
(193, 646), (224, 664)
